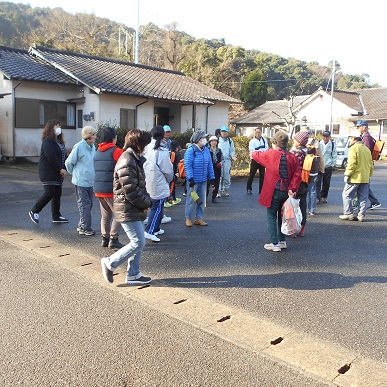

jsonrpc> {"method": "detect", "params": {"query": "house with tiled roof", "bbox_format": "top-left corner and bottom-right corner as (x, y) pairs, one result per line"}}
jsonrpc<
(232, 87), (387, 144)
(0, 45), (240, 160)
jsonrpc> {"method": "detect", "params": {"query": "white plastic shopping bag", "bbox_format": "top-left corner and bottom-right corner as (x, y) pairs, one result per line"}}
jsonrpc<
(281, 197), (302, 235)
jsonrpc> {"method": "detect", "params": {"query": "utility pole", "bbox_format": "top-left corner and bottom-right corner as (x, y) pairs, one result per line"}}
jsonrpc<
(134, 0), (140, 64)
(330, 60), (336, 132)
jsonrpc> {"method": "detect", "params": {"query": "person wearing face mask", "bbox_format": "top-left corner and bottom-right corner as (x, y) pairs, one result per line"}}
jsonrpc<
(29, 119), (68, 224)
(184, 130), (215, 227)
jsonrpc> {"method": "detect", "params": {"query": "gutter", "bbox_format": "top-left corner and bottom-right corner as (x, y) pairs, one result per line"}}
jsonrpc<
(12, 82), (21, 160)
(135, 99), (149, 128)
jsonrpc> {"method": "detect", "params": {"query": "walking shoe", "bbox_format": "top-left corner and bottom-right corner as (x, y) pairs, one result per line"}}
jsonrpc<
(144, 232), (160, 242)
(368, 202), (381, 210)
(29, 211), (39, 224)
(79, 229), (96, 236)
(101, 236), (109, 247)
(309, 212), (315, 216)
(161, 215), (172, 224)
(339, 213), (357, 221)
(154, 229), (164, 235)
(164, 201), (173, 208)
(298, 225), (305, 237)
(264, 243), (281, 252)
(126, 276), (152, 285)
(108, 238), (124, 250)
(185, 218), (193, 227)
(216, 192), (221, 198)
(316, 199), (321, 204)
(278, 241), (287, 249)
(212, 198), (218, 203)
(247, 189), (252, 195)
(321, 197), (327, 203)
(182, 192), (187, 196)
(101, 258), (113, 283)
(172, 198), (182, 205)
(357, 215), (365, 222)
(223, 190), (229, 197)
(194, 219), (208, 226)
(52, 216), (69, 223)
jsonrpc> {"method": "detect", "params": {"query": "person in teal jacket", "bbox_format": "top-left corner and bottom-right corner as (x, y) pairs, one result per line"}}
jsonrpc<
(65, 126), (96, 235)
(184, 130), (215, 227)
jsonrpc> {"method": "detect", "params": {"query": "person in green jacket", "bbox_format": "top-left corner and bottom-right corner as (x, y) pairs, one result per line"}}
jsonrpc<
(339, 130), (374, 222)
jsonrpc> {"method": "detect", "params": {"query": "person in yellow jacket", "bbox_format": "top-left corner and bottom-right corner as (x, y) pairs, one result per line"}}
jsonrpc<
(339, 130), (374, 222)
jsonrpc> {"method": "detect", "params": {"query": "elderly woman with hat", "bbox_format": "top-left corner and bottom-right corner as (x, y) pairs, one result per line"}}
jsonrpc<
(184, 130), (215, 227)
(251, 130), (301, 252)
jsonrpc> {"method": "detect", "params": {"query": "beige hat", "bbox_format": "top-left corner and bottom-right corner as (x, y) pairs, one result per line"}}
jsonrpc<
(82, 126), (96, 139)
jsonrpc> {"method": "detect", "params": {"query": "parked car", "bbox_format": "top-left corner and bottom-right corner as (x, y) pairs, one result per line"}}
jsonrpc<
(332, 135), (349, 168)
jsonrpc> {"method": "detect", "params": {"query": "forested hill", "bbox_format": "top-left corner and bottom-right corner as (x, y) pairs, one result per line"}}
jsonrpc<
(0, 1), (380, 112)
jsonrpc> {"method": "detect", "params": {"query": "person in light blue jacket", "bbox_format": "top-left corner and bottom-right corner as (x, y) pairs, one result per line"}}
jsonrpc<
(184, 130), (215, 227)
(65, 126), (96, 235)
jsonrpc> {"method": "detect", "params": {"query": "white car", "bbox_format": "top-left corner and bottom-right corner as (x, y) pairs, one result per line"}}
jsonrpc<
(332, 136), (350, 168)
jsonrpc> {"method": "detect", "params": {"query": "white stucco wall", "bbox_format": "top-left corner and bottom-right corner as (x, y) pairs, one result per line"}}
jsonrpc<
(0, 77), (13, 158)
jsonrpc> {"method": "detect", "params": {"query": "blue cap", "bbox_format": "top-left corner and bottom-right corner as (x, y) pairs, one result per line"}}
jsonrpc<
(356, 120), (368, 127)
(163, 125), (171, 131)
(220, 126), (229, 132)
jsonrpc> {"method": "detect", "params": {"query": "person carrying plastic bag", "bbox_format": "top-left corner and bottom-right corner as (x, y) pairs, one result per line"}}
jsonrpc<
(251, 130), (301, 252)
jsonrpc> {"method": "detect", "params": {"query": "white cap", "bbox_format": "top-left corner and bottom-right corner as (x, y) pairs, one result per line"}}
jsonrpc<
(349, 130), (362, 138)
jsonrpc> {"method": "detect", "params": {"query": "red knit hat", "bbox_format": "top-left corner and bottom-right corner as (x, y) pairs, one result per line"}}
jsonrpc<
(294, 131), (309, 146)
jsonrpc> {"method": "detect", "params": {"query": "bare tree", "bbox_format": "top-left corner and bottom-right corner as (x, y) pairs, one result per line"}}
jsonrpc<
(272, 95), (298, 138)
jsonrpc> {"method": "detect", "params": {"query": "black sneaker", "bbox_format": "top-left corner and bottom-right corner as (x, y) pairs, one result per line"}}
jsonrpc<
(52, 216), (69, 223)
(368, 203), (381, 210)
(29, 211), (39, 224)
(247, 189), (252, 195)
(126, 276), (152, 285)
(101, 258), (113, 283)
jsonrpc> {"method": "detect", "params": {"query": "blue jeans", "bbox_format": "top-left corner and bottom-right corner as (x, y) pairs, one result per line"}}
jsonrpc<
(342, 182), (369, 216)
(220, 159), (232, 190)
(185, 181), (207, 220)
(307, 182), (317, 213)
(75, 185), (93, 231)
(266, 189), (288, 244)
(145, 198), (165, 234)
(108, 221), (145, 280)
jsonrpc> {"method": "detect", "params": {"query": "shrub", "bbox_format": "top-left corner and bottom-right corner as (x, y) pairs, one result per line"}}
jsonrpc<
(170, 129), (193, 149)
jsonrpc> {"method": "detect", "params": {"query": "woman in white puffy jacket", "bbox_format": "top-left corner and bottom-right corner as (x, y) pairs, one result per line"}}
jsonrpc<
(143, 126), (174, 242)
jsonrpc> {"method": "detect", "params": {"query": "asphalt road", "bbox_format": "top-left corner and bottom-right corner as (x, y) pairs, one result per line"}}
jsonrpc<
(0, 162), (386, 385)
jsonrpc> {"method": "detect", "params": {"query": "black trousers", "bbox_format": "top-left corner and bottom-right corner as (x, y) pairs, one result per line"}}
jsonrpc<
(207, 166), (221, 199)
(31, 184), (62, 219)
(316, 166), (333, 200)
(246, 159), (265, 193)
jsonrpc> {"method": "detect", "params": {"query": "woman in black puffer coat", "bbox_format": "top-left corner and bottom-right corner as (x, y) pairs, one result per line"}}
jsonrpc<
(101, 129), (153, 286)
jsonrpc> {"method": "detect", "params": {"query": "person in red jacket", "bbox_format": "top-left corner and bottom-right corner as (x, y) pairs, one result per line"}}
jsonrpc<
(251, 130), (301, 252)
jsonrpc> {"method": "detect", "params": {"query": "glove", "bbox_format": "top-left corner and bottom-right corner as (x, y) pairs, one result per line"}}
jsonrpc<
(189, 178), (195, 187)
(217, 162), (222, 169)
(344, 176), (349, 183)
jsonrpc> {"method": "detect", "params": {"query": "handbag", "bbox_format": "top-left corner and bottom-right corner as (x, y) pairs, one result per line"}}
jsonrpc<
(281, 197), (302, 235)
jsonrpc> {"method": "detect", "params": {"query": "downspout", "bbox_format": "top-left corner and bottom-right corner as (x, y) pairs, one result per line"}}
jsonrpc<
(135, 99), (149, 129)
(12, 82), (21, 160)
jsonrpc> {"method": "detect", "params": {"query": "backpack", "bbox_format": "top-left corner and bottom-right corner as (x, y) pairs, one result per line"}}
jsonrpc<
(372, 140), (384, 161)
(178, 158), (185, 178)
(301, 154), (320, 184)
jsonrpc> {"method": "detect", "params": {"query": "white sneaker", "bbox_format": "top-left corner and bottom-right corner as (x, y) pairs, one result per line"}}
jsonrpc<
(144, 232), (160, 242)
(278, 241), (287, 249)
(161, 215), (171, 224)
(264, 243), (281, 252)
(223, 190), (229, 197)
(154, 229), (164, 235)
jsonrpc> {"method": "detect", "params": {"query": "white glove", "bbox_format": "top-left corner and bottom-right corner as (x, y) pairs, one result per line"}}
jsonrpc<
(344, 176), (349, 183)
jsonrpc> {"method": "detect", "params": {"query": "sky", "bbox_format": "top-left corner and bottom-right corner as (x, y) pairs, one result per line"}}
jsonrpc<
(6, 0), (386, 87)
